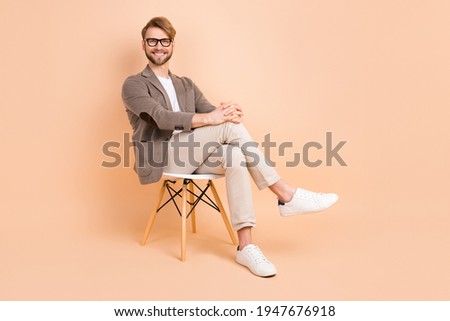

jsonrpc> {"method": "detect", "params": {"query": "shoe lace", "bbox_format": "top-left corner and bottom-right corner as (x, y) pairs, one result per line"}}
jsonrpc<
(246, 245), (269, 264)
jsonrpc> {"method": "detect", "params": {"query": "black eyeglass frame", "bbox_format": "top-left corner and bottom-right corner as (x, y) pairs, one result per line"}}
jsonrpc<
(144, 38), (173, 47)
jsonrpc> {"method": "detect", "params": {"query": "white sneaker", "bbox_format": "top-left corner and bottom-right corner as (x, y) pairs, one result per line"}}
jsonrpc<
(236, 244), (277, 277)
(279, 188), (339, 216)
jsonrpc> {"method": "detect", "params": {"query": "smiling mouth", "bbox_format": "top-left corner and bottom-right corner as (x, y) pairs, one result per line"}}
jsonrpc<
(152, 51), (166, 57)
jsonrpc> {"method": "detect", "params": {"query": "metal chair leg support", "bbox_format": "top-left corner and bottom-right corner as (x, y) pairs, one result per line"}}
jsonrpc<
(189, 180), (197, 233)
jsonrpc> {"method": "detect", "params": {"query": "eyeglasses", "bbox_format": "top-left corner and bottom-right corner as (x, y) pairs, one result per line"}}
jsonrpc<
(144, 38), (173, 47)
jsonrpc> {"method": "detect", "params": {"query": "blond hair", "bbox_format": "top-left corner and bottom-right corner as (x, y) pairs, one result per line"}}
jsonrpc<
(141, 16), (176, 39)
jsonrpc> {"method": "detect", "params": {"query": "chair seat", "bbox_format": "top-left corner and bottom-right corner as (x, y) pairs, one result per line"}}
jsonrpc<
(162, 172), (224, 180)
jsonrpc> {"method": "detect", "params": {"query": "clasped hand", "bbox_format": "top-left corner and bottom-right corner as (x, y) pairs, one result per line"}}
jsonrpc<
(208, 101), (244, 125)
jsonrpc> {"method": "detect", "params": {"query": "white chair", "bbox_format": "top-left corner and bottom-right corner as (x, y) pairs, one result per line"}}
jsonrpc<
(140, 172), (238, 261)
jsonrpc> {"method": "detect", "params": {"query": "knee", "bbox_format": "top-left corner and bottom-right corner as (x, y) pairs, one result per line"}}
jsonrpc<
(224, 121), (246, 133)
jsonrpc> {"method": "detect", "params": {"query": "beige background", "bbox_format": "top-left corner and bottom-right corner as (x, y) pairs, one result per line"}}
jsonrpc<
(1, 0), (449, 300)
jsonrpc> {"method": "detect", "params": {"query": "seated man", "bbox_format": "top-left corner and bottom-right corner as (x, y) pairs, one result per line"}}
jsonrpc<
(122, 16), (338, 277)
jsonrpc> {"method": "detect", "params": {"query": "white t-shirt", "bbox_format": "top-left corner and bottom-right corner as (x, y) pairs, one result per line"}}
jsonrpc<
(157, 76), (182, 135)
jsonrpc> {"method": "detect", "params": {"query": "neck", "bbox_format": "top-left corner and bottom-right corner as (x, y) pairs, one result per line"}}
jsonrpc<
(148, 62), (170, 78)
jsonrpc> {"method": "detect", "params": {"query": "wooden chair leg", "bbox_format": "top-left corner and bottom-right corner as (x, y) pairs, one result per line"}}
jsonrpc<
(189, 181), (197, 233)
(141, 180), (167, 245)
(181, 183), (188, 261)
(209, 180), (238, 246)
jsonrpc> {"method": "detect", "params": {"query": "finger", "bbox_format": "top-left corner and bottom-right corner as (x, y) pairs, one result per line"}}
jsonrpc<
(230, 116), (242, 124)
(223, 106), (237, 116)
(228, 112), (241, 121)
(225, 114), (237, 121)
(219, 101), (232, 109)
(227, 111), (243, 119)
(225, 113), (240, 122)
(222, 101), (236, 109)
(233, 103), (242, 111)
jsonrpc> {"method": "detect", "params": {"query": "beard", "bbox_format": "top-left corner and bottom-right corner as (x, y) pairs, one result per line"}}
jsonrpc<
(145, 49), (173, 66)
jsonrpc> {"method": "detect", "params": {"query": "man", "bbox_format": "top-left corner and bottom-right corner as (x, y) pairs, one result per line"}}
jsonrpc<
(122, 17), (338, 277)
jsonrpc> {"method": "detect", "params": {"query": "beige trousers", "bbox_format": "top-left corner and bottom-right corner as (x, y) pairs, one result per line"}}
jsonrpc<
(164, 122), (281, 231)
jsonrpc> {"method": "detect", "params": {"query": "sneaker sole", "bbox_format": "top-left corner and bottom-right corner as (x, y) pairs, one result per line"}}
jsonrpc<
(236, 260), (277, 278)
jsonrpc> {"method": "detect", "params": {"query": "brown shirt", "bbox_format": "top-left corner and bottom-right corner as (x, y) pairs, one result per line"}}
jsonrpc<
(122, 65), (215, 184)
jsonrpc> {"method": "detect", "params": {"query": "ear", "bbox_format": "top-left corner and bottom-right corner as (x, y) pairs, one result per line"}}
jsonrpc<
(141, 40), (146, 51)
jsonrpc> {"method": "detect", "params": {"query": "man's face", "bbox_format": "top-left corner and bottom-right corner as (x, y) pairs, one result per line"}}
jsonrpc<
(142, 27), (174, 66)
